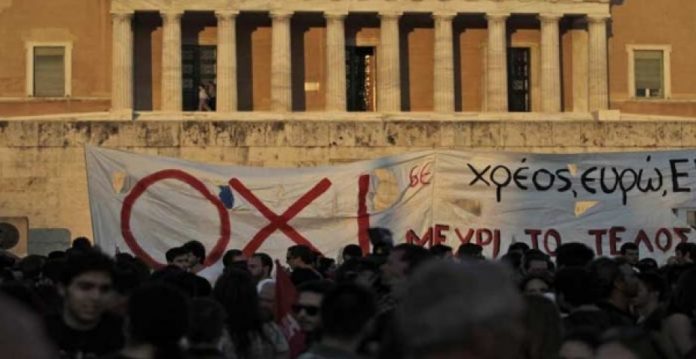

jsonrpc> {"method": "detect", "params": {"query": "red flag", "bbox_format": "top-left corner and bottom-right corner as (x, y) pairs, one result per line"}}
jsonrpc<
(275, 260), (306, 358)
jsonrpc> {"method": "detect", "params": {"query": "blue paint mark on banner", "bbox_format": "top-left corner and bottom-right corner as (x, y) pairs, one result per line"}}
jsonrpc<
(218, 186), (235, 209)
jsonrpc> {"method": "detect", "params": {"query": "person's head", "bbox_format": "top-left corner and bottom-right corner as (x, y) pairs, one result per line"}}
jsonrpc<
(247, 253), (272, 282)
(294, 280), (335, 334)
(188, 298), (226, 347)
(126, 284), (189, 358)
(58, 250), (115, 328)
(520, 295), (562, 359)
(633, 272), (666, 312)
(556, 242), (595, 269)
(182, 241), (206, 268)
(588, 257), (639, 302)
(342, 244), (363, 263)
(335, 258), (379, 287)
(287, 245), (314, 269)
(17, 255), (45, 281)
(524, 249), (552, 275)
(429, 244), (454, 260)
(72, 237), (92, 251)
(165, 247), (190, 270)
(520, 274), (553, 296)
(620, 243), (640, 266)
(257, 279), (276, 322)
(674, 242), (693, 264)
(321, 283), (376, 343)
(508, 242), (531, 256)
(670, 267), (696, 318)
(637, 258), (658, 274)
(396, 261), (524, 359)
(456, 243), (484, 261)
(554, 267), (600, 312)
(596, 327), (663, 359)
(381, 243), (432, 287)
(222, 249), (246, 271)
(500, 251), (523, 272)
(560, 330), (600, 359)
(368, 227), (394, 256)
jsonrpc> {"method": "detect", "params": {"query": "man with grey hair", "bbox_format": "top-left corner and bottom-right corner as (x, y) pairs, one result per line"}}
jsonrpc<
(393, 261), (524, 359)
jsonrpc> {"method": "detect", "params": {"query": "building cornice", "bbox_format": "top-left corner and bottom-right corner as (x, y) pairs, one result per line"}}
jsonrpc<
(110, 0), (610, 17)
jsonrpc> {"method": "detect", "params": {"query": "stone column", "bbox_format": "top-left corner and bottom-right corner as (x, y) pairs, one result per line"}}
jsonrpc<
(540, 13), (562, 112)
(433, 12), (455, 113)
(216, 11), (238, 112)
(111, 12), (134, 112)
(588, 15), (609, 111)
(325, 11), (347, 112)
(271, 11), (292, 112)
(161, 10), (183, 112)
(486, 13), (509, 112)
(378, 11), (401, 112)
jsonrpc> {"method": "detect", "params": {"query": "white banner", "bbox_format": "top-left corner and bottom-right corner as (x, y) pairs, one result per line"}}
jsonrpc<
(85, 146), (696, 267)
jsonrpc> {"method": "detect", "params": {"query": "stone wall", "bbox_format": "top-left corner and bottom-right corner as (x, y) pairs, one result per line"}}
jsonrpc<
(1, 111), (695, 248)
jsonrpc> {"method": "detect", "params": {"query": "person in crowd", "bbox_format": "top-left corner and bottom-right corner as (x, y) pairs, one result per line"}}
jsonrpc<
(394, 260), (524, 359)
(559, 330), (599, 359)
(368, 227), (394, 257)
(105, 283), (189, 359)
(638, 258), (659, 274)
(298, 283), (377, 359)
(186, 298), (227, 359)
(519, 295), (563, 359)
(165, 247), (190, 270)
(590, 257), (639, 327)
(294, 280), (336, 347)
(257, 278), (276, 322)
(287, 245), (322, 286)
(183, 240), (207, 273)
(620, 242), (640, 267)
(248, 252), (273, 284)
(335, 258), (380, 289)
(674, 242), (695, 265)
(633, 272), (666, 325)
(213, 268), (289, 359)
(660, 267), (696, 357)
(45, 250), (124, 358)
(0, 293), (56, 359)
(456, 243), (484, 261)
(223, 249), (247, 270)
(109, 254), (149, 316)
(17, 254), (46, 286)
(520, 274), (553, 296)
(595, 327), (665, 359)
(379, 243), (431, 313)
(523, 249), (554, 276)
(341, 244), (363, 263)
(508, 242), (531, 256)
(556, 242), (595, 269)
(429, 244), (454, 260)
(554, 267), (612, 333)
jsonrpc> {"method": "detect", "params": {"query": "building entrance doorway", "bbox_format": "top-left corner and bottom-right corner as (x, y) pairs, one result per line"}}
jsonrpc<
(182, 45), (216, 111)
(346, 46), (376, 112)
(508, 47), (531, 112)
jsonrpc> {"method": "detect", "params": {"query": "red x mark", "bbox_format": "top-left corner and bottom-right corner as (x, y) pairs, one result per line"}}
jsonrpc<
(228, 178), (332, 256)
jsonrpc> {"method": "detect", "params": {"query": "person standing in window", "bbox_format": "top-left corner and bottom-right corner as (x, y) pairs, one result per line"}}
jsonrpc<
(198, 84), (211, 111)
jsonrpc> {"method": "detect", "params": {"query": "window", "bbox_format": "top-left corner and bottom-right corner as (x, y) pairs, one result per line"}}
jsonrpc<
(26, 42), (72, 97)
(627, 45), (671, 100)
(635, 50), (663, 98)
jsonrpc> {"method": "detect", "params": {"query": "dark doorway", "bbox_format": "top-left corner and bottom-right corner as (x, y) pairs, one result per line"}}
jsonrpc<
(182, 45), (217, 111)
(346, 46), (376, 112)
(507, 47), (531, 112)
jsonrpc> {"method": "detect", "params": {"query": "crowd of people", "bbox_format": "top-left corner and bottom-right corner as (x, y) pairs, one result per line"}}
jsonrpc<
(1, 230), (696, 359)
